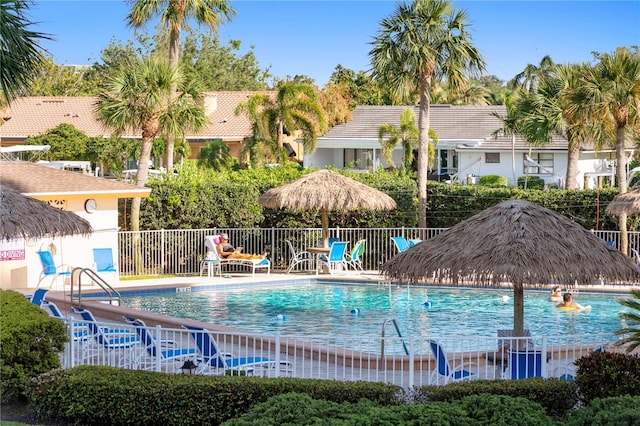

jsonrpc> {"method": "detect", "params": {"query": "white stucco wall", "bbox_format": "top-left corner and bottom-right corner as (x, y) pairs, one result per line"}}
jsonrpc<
(0, 197), (120, 290)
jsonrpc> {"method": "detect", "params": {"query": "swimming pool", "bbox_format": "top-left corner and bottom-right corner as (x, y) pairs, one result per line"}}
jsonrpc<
(123, 283), (631, 340)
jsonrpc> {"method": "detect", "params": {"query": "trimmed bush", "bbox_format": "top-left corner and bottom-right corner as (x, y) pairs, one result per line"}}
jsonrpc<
(223, 392), (554, 426)
(564, 395), (640, 425)
(0, 290), (67, 402)
(574, 351), (640, 404)
(412, 378), (578, 418)
(478, 175), (508, 186)
(28, 367), (402, 426)
(518, 175), (546, 190)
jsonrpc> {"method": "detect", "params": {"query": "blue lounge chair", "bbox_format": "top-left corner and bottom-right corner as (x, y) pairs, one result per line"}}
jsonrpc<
(123, 316), (198, 371)
(317, 241), (348, 275)
(27, 288), (49, 307)
(183, 325), (291, 375)
(429, 340), (477, 384)
(36, 251), (71, 289)
(72, 307), (141, 367)
(391, 237), (410, 253)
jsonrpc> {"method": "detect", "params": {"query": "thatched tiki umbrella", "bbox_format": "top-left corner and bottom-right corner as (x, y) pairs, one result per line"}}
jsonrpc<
(1, 184), (93, 240)
(381, 199), (640, 337)
(258, 169), (397, 247)
(606, 189), (640, 223)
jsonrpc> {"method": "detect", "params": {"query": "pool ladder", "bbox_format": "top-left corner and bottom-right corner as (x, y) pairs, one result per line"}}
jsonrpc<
(380, 318), (409, 368)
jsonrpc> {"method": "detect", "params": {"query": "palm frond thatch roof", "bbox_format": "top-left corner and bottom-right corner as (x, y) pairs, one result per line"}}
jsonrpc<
(382, 199), (639, 286)
(258, 169), (396, 211)
(605, 189), (640, 216)
(1, 184), (93, 241)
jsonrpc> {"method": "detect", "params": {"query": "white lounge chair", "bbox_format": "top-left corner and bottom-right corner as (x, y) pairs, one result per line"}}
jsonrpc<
(203, 235), (270, 277)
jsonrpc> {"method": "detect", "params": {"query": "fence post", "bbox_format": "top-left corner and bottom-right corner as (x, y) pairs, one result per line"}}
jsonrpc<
(408, 337), (414, 389)
(161, 229), (166, 274)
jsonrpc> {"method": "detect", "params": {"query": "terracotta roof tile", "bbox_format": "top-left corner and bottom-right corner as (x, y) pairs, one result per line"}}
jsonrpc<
(0, 162), (150, 197)
(1, 91), (276, 141)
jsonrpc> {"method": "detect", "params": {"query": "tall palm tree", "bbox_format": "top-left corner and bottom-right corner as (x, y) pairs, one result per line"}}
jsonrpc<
(580, 47), (640, 255)
(95, 57), (206, 232)
(0, 0), (50, 106)
(127, 0), (235, 171)
(369, 0), (485, 229)
(236, 82), (327, 162)
(516, 63), (596, 189)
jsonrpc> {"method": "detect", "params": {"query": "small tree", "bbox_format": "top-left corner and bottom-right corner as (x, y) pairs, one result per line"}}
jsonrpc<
(616, 288), (640, 353)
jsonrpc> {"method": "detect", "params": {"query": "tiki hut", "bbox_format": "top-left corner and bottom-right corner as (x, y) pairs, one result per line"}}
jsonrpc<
(381, 199), (640, 337)
(0, 184), (93, 240)
(606, 189), (640, 216)
(258, 169), (396, 247)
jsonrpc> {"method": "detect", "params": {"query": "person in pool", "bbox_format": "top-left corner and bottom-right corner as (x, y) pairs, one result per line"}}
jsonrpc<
(557, 292), (591, 311)
(548, 286), (563, 302)
(217, 234), (266, 260)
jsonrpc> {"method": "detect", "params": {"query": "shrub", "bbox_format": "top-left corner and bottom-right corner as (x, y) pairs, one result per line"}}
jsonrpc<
(28, 367), (402, 426)
(564, 395), (640, 425)
(478, 175), (508, 186)
(517, 175), (545, 190)
(574, 351), (640, 404)
(0, 290), (67, 402)
(451, 393), (553, 426)
(412, 378), (578, 418)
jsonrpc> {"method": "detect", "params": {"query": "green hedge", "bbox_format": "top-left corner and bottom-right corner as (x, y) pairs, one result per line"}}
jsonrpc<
(28, 367), (402, 426)
(563, 395), (640, 425)
(0, 290), (67, 402)
(134, 163), (624, 232)
(223, 392), (554, 426)
(412, 378), (578, 418)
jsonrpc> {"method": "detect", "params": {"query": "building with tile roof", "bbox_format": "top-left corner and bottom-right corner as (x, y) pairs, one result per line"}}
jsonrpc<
(305, 105), (619, 189)
(0, 162), (150, 289)
(0, 91), (303, 167)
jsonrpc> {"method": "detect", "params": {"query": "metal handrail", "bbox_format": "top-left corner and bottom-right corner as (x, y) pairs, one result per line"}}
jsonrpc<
(380, 318), (409, 368)
(70, 267), (122, 306)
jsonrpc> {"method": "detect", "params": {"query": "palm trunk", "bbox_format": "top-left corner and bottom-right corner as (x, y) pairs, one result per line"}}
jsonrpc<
(616, 125), (629, 255)
(165, 24), (181, 172)
(513, 285), (524, 338)
(417, 78), (431, 229)
(565, 141), (580, 189)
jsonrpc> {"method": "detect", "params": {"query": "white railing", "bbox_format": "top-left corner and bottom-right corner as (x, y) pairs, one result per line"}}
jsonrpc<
(59, 316), (623, 388)
(118, 228), (639, 277)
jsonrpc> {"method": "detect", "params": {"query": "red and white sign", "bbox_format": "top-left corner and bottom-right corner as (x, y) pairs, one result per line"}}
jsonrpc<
(0, 239), (26, 261)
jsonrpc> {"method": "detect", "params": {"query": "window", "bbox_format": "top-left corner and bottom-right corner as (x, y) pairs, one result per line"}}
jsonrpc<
(524, 153), (554, 175)
(344, 149), (373, 170)
(485, 153), (500, 164)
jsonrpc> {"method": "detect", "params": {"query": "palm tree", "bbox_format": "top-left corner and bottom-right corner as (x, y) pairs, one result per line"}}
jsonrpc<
(580, 47), (640, 255)
(516, 63), (596, 189)
(95, 57), (207, 232)
(127, 0), (235, 171)
(379, 109), (419, 171)
(235, 82), (327, 163)
(0, 0), (50, 106)
(491, 94), (524, 186)
(615, 288), (640, 353)
(369, 0), (485, 229)
(509, 55), (555, 92)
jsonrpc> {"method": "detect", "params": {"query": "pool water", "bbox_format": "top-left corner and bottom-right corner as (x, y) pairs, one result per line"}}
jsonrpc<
(123, 283), (631, 340)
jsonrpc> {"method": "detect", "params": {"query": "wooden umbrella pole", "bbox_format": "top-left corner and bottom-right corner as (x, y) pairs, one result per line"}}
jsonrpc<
(321, 208), (329, 248)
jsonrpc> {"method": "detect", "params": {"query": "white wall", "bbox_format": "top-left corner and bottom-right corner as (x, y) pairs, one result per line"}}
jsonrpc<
(0, 197), (120, 290)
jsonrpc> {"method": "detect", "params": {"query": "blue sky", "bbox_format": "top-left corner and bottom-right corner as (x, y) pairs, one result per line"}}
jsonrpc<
(30, 1), (640, 86)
